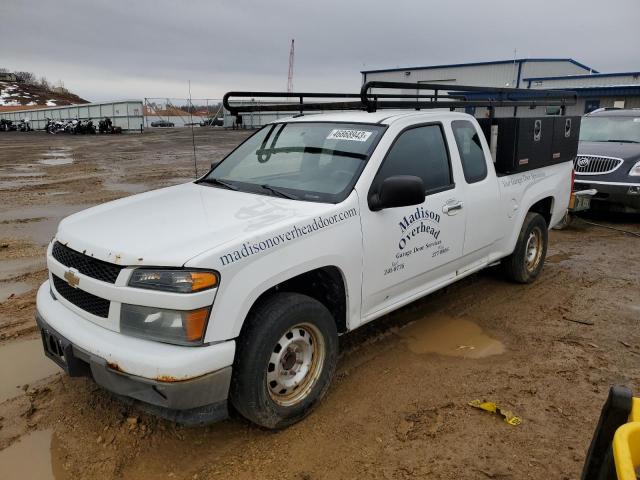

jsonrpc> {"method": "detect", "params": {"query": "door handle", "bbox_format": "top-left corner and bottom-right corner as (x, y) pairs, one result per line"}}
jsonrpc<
(442, 201), (464, 215)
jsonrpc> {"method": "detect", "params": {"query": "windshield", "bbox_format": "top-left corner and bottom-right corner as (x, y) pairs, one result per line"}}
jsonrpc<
(579, 116), (640, 143)
(200, 122), (385, 202)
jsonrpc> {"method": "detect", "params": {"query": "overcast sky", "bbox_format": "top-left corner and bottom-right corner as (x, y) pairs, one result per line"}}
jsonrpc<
(2, 0), (639, 102)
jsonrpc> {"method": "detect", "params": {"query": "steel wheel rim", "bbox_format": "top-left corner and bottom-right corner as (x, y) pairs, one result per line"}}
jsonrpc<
(267, 323), (325, 407)
(525, 227), (543, 272)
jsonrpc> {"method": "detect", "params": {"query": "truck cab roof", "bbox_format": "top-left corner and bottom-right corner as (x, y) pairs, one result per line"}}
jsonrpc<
(275, 109), (473, 126)
(585, 108), (640, 117)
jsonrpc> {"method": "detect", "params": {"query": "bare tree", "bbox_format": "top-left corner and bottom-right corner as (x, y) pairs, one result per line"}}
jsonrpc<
(14, 71), (37, 84)
(38, 76), (51, 90)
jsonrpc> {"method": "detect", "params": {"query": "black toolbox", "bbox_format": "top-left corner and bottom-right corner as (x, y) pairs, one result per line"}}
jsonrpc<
(480, 116), (581, 175)
(551, 116), (581, 164)
(495, 117), (554, 174)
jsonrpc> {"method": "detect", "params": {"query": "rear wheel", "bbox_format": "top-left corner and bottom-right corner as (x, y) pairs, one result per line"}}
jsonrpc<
(502, 212), (548, 283)
(230, 292), (338, 429)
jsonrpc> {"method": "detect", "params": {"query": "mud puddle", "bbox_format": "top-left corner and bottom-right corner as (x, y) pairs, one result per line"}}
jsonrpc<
(0, 280), (32, 303)
(104, 181), (150, 194)
(0, 257), (45, 281)
(400, 315), (505, 358)
(0, 204), (90, 245)
(0, 429), (66, 480)
(39, 149), (74, 166)
(0, 338), (61, 402)
(0, 177), (48, 191)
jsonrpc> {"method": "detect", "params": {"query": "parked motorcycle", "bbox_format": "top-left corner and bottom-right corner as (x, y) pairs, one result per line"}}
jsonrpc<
(17, 119), (31, 132)
(83, 120), (96, 134)
(98, 117), (122, 134)
(98, 117), (112, 134)
(0, 119), (17, 131)
(46, 119), (67, 134)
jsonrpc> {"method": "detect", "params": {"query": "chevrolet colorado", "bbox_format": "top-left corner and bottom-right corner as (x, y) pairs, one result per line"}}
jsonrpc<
(36, 82), (579, 428)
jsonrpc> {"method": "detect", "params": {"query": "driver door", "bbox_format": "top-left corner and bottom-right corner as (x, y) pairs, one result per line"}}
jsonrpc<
(358, 123), (466, 321)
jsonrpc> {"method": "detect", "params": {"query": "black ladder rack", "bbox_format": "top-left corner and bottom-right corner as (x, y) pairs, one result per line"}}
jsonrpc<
(223, 81), (578, 120)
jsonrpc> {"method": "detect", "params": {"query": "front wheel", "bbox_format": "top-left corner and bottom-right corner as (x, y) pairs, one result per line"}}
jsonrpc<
(502, 212), (548, 283)
(230, 292), (338, 429)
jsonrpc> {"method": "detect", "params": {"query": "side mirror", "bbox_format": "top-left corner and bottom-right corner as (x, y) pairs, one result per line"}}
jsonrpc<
(368, 175), (425, 211)
(210, 159), (222, 170)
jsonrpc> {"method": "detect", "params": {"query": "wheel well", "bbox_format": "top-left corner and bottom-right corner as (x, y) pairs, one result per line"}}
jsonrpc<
(528, 196), (553, 226)
(248, 267), (348, 334)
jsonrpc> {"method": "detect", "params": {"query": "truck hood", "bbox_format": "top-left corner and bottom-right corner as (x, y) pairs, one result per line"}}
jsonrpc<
(56, 182), (334, 266)
(579, 141), (640, 162)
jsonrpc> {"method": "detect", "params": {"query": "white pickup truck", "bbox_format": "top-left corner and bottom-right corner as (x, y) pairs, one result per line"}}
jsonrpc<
(36, 83), (577, 428)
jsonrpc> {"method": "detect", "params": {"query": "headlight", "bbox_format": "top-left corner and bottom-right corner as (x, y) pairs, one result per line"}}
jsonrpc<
(120, 304), (210, 345)
(128, 269), (218, 293)
(629, 161), (640, 176)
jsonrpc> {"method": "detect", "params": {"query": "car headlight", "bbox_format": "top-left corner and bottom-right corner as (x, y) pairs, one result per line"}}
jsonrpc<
(128, 269), (218, 293)
(629, 160), (640, 176)
(120, 304), (210, 345)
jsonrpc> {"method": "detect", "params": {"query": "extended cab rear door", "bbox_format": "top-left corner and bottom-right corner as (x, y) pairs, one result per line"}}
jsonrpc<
(357, 121), (467, 322)
(449, 119), (502, 266)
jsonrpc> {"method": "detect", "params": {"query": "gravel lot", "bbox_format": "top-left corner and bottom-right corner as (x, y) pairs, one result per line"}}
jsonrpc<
(0, 129), (638, 480)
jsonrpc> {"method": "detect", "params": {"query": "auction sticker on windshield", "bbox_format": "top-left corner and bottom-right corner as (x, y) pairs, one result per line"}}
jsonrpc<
(326, 129), (373, 142)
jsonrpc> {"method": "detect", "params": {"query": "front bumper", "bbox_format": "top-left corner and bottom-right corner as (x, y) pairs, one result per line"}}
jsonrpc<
(36, 281), (235, 425)
(574, 180), (640, 211)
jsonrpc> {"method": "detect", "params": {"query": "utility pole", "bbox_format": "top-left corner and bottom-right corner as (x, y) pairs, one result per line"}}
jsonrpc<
(287, 39), (295, 93)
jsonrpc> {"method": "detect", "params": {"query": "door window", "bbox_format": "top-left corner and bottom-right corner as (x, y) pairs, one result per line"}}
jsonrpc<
(372, 125), (452, 194)
(451, 120), (487, 184)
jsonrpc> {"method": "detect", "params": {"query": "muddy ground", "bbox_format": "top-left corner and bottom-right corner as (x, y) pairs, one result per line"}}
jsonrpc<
(0, 129), (638, 480)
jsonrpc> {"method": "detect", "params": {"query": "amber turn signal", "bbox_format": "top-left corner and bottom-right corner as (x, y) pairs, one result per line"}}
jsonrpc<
(190, 272), (218, 292)
(184, 307), (210, 341)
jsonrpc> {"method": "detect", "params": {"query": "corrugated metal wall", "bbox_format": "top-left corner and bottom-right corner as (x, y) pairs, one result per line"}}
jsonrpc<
(519, 61), (588, 81)
(0, 100), (144, 131)
(222, 110), (294, 128)
(363, 61), (640, 118)
(369, 62), (520, 88)
(363, 60), (591, 89)
(527, 74), (640, 89)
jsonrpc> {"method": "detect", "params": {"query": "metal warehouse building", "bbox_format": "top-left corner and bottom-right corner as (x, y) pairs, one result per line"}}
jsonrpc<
(362, 58), (640, 117)
(0, 100), (144, 131)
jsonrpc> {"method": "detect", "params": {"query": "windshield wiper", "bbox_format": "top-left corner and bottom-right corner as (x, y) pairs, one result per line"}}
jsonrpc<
(606, 139), (640, 144)
(199, 177), (239, 190)
(260, 184), (298, 200)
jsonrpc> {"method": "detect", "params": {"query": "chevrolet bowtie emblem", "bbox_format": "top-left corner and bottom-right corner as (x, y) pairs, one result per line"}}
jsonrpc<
(64, 270), (80, 288)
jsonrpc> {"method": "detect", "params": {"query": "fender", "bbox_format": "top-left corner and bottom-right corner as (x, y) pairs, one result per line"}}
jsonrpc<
(185, 195), (364, 343)
(216, 256), (355, 343)
(499, 161), (571, 256)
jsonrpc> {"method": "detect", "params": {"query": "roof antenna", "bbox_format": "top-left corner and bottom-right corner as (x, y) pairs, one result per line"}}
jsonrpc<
(188, 80), (198, 178)
(287, 39), (295, 93)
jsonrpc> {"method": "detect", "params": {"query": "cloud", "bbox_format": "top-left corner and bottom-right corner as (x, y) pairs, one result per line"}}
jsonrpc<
(2, 0), (639, 101)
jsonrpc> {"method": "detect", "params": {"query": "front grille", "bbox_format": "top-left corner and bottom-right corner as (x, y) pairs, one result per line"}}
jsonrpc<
(52, 275), (110, 318)
(574, 155), (623, 175)
(52, 242), (124, 284)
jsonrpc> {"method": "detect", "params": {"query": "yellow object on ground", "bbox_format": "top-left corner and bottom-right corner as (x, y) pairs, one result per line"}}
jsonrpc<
(468, 400), (522, 426)
(613, 397), (640, 480)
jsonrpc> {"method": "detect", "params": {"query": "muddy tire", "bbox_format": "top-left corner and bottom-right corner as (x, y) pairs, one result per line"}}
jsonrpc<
(230, 292), (338, 429)
(502, 212), (548, 284)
